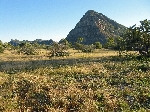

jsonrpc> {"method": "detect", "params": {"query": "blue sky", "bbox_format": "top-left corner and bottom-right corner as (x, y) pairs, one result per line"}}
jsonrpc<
(0, 0), (150, 42)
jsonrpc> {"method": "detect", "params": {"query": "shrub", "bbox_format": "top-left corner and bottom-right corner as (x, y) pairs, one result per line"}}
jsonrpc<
(0, 45), (4, 53)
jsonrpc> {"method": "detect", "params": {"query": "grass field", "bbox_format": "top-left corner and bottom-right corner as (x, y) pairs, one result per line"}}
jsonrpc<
(0, 49), (150, 112)
(0, 49), (118, 61)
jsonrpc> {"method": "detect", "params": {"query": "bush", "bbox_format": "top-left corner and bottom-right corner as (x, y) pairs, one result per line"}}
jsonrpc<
(0, 45), (4, 53)
(17, 42), (38, 55)
(94, 42), (102, 49)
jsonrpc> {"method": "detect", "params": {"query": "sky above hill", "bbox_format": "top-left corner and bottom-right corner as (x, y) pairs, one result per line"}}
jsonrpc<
(0, 0), (150, 42)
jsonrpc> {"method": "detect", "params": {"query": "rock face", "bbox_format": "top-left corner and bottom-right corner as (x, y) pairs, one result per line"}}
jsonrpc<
(66, 10), (126, 45)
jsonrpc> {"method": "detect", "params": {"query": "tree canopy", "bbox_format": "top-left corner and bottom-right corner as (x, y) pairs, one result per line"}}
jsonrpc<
(124, 19), (150, 56)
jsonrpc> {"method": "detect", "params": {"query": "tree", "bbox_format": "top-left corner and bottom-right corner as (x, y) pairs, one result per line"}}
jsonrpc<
(0, 40), (4, 53)
(73, 38), (84, 52)
(17, 42), (38, 55)
(124, 19), (150, 56)
(94, 42), (102, 49)
(59, 38), (70, 49)
(3, 42), (14, 50)
(0, 46), (4, 53)
(81, 44), (95, 53)
(48, 42), (69, 57)
(114, 37), (126, 56)
(32, 42), (40, 49)
(104, 37), (116, 49)
(74, 42), (84, 51)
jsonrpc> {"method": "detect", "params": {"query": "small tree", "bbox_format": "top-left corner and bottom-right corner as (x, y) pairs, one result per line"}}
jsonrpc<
(49, 42), (69, 57)
(17, 42), (38, 55)
(73, 38), (84, 52)
(74, 42), (84, 51)
(81, 44), (95, 53)
(94, 42), (102, 49)
(115, 37), (126, 56)
(0, 45), (4, 53)
(59, 39), (70, 49)
(0, 40), (4, 53)
(3, 42), (14, 50)
(104, 37), (116, 49)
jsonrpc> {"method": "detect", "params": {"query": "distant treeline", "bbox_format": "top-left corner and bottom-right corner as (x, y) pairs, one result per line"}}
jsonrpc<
(9, 39), (54, 46)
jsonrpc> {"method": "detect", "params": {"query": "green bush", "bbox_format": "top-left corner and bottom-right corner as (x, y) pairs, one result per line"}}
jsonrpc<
(17, 42), (38, 55)
(94, 42), (102, 49)
(0, 45), (4, 53)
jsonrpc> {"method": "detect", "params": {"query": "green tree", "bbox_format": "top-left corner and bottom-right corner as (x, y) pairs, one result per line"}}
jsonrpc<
(104, 37), (116, 49)
(59, 38), (70, 49)
(32, 42), (40, 49)
(81, 44), (95, 53)
(0, 46), (4, 53)
(74, 42), (84, 51)
(94, 42), (102, 49)
(0, 40), (4, 53)
(73, 37), (84, 52)
(3, 42), (14, 50)
(114, 37), (126, 56)
(124, 19), (150, 56)
(0, 40), (3, 45)
(49, 42), (70, 57)
(17, 42), (38, 55)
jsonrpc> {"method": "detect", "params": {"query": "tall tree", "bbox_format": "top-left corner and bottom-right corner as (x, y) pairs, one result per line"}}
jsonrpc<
(124, 19), (150, 55)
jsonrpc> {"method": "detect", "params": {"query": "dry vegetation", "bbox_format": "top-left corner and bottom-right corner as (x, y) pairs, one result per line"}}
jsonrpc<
(0, 49), (117, 61)
(0, 49), (150, 112)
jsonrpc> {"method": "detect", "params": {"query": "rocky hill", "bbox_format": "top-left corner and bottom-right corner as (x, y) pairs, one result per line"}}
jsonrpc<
(66, 10), (126, 45)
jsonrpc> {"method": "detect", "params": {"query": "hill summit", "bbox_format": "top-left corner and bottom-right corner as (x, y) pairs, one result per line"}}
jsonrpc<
(66, 10), (126, 45)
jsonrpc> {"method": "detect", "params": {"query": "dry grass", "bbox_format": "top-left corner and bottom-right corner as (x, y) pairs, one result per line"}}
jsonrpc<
(0, 49), (118, 62)
(0, 49), (149, 111)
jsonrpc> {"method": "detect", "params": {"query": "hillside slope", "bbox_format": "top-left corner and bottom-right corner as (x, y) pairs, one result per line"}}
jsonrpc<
(66, 10), (126, 45)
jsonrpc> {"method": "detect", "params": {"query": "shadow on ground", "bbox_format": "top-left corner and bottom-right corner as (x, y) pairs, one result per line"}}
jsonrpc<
(0, 56), (114, 73)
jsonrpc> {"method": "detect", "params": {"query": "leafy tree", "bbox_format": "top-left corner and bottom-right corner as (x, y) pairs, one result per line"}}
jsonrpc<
(17, 42), (38, 55)
(73, 38), (84, 52)
(104, 37), (116, 49)
(32, 42), (40, 49)
(74, 42), (84, 51)
(0, 46), (4, 53)
(94, 42), (102, 49)
(49, 42), (69, 57)
(124, 19), (150, 56)
(73, 37), (96, 53)
(81, 44), (95, 53)
(114, 37), (126, 56)
(3, 42), (14, 50)
(59, 38), (70, 49)
(0, 40), (3, 45)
